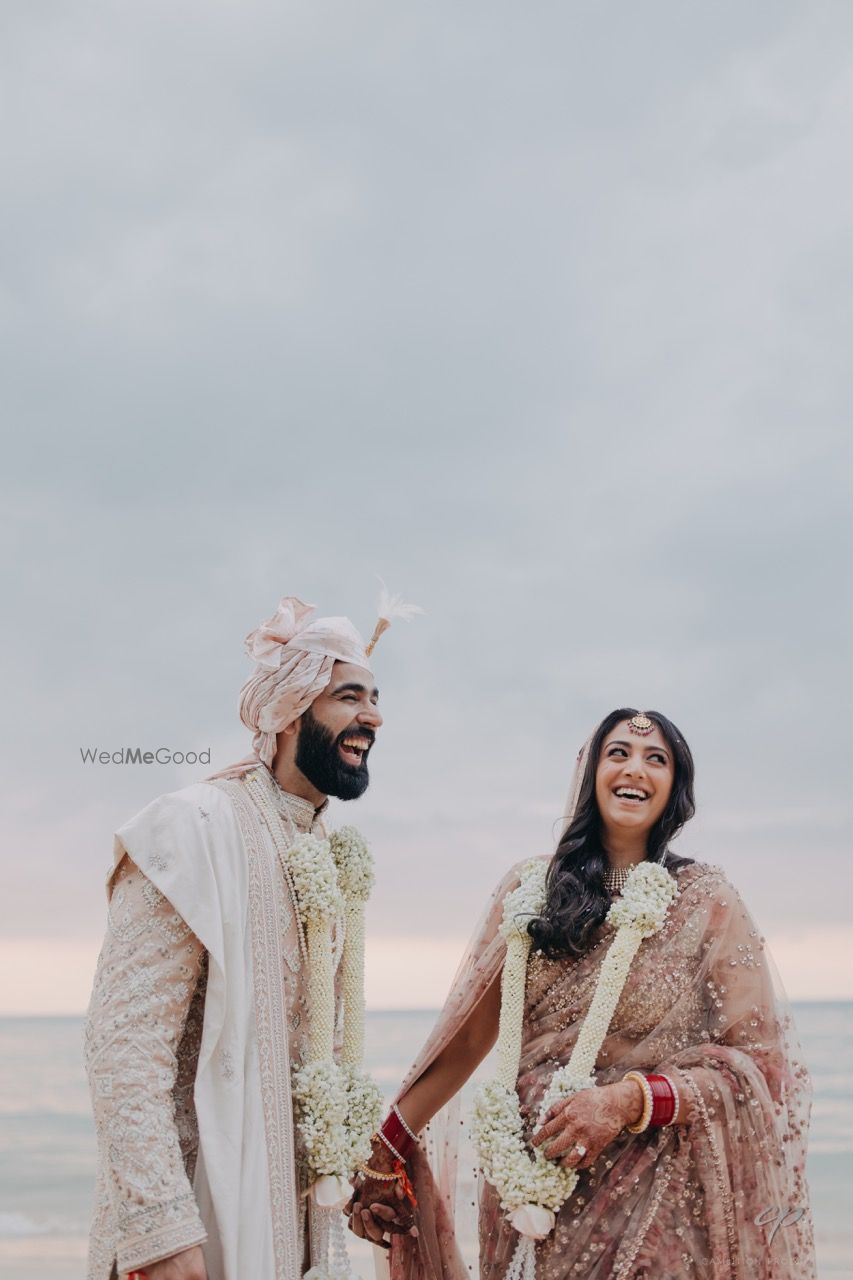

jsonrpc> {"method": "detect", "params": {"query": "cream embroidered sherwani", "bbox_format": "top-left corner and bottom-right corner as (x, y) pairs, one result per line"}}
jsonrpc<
(84, 767), (340, 1280)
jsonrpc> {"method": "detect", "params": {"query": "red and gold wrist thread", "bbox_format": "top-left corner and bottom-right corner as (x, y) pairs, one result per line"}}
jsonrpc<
(359, 1157), (418, 1208)
(394, 1160), (418, 1208)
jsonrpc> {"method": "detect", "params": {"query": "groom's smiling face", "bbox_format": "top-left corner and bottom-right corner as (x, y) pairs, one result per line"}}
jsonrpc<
(295, 662), (383, 800)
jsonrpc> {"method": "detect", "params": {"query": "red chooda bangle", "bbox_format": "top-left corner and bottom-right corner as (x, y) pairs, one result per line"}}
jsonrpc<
(645, 1074), (677, 1127)
(380, 1108), (416, 1159)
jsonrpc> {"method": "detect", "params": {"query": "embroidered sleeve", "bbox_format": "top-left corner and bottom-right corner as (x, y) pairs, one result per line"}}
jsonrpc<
(84, 854), (208, 1273)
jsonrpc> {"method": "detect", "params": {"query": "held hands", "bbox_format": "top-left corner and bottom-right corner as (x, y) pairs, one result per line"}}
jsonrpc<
(531, 1080), (644, 1170)
(345, 1135), (418, 1250)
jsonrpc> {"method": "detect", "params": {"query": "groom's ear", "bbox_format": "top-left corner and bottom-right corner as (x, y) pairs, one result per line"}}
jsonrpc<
(271, 723), (300, 772)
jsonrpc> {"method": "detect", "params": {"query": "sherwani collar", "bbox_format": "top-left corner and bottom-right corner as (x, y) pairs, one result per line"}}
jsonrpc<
(251, 765), (328, 834)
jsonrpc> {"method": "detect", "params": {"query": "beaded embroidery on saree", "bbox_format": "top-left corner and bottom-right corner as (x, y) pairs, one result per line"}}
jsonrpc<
(389, 860), (816, 1280)
(471, 859), (679, 1278)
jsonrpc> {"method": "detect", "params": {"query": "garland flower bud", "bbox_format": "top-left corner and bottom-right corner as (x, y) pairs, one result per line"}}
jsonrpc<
(606, 861), (679, 937)
(287, 833), (342, 924)
(499, 859), (548, 943)
(329, 826), (375, 902)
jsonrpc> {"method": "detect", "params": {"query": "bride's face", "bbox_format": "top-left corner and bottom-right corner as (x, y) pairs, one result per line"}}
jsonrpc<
(595, 720), (675, 842)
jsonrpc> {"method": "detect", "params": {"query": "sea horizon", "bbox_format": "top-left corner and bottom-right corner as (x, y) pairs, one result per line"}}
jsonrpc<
(5, 998), (853, 1018)
(1, 1004), (850, 1277)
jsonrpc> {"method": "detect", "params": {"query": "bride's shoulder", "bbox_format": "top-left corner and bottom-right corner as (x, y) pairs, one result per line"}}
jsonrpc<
(500, 854), (550, 878)
(673, 857), (724, 882)
(502, 852), (549, 882)
(672, 859), (747, 908)
(487, 855), (550, 902)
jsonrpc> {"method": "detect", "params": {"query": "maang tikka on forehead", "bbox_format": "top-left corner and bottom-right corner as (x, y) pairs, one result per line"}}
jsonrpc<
(627, 712), (655, 737)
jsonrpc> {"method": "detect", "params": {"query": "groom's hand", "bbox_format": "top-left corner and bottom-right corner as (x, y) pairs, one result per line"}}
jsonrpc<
(137, 1244), (208, 1279)
(345, 1137), (417, 1248)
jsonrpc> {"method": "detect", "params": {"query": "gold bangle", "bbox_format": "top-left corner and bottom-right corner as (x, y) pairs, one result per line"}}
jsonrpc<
(623, 1071), (653, 1133)
(357, 1162), (401, 1182)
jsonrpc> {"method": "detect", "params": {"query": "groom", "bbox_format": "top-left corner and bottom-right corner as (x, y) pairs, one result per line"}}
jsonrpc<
(84, 595), (411, 1280)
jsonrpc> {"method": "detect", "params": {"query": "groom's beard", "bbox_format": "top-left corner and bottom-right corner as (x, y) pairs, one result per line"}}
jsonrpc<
(295, 707), (373, 801)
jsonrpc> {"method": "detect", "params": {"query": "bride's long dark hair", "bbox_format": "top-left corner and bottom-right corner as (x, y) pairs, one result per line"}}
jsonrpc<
(528, 708), (696, 959)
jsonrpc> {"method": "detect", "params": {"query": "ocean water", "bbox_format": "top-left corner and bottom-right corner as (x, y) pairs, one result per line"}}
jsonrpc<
(0, 1005), (850, 1279)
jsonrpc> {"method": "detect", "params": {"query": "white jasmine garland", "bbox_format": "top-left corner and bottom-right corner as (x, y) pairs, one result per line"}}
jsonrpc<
(286, 828), (382, 1195)
(498, 861), (550, 945)
(330, 825), (375, 903)
(330, 827), (375, 1069)
(293, 1062), (382, 1174)
(607, 861), (677, 937)
(287, 832), (343, 926)
(493, 861), (549, 1092)
(342, 1065), (383, 1171)
(293, 1060), (349, 1173)
(472, 858), (678, 1237)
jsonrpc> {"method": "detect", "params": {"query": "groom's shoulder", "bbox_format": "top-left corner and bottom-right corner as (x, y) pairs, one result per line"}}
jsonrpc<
(113, 781), (245, 893)
(119, 779), (237, 841)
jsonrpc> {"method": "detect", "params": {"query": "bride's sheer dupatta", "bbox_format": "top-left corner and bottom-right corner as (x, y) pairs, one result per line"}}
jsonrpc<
(388, 742), (815, 1279)
(390, 864), (815, 1280)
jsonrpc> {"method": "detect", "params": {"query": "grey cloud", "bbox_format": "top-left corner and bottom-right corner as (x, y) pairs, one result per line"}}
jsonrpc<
(2, 2), (851, 972)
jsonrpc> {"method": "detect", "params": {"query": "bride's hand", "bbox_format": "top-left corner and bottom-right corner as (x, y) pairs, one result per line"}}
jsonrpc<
(344, 1137), (418, 1248)
(531, 1080), (643, 1170)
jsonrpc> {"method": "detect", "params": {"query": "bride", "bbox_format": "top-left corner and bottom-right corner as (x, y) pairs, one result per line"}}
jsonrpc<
(347, 708), (816, 1279)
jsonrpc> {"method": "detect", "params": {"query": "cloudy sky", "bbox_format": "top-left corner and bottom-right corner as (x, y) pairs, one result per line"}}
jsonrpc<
(2, 1), (851, 1012)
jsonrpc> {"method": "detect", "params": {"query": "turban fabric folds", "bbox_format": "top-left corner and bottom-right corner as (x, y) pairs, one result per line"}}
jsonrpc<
(211, 597), (373, 778)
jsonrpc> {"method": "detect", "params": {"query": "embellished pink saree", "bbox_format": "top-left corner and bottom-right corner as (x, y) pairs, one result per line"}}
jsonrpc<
(390, 859), (815, 1280)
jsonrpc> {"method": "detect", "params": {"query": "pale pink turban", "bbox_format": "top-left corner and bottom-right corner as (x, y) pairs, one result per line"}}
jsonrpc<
(211, 596), (373, 778)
